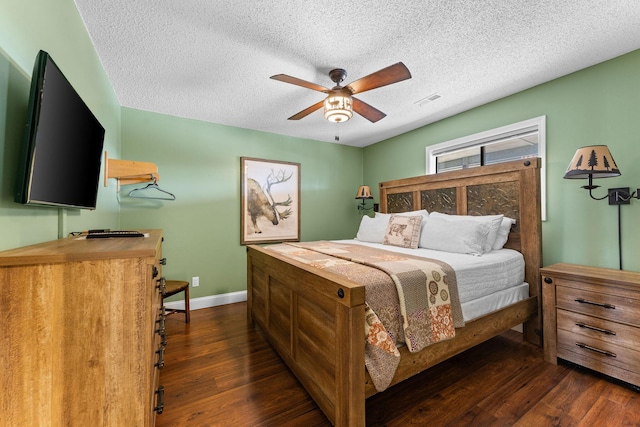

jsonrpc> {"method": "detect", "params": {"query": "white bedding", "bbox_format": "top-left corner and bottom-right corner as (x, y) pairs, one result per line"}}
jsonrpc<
(333, 239), (528, 321)
(460, 283), (529, 322)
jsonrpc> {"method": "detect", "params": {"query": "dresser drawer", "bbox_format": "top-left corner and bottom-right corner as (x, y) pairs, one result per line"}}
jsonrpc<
(556, 283), (640, 327)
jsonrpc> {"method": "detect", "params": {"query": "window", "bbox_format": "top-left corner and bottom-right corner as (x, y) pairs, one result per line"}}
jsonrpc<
(426, 116), (546, 219)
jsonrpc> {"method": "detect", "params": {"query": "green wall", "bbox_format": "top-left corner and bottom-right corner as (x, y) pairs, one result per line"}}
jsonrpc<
(365, 49), (640, 272)
(0, 0), (121, 250)
(119, 108), (364, 297)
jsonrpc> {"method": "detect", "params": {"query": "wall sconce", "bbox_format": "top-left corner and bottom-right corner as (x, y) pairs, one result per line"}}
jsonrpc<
(355, 185), (374, 212)
(564, 144), (639, 269)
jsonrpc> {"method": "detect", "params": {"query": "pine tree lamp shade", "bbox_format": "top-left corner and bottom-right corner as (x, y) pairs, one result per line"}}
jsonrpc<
(355, 185), (373, 212)
(564, 145), (621, 180)
(563, 145), (621, 197)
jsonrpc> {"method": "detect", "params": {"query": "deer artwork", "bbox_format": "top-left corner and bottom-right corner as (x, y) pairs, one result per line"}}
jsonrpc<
(246, 169), (293, 234)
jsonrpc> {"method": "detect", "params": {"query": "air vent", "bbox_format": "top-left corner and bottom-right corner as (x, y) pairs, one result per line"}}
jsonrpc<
(415, 93), (441, 107)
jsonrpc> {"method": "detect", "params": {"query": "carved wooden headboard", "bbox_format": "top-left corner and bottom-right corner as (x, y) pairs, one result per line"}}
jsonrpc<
(378, 158), (543, 343)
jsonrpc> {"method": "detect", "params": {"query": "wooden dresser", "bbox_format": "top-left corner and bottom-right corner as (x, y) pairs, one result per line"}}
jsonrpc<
(542, 263), (640, 388)
(0, 230), (166, 426)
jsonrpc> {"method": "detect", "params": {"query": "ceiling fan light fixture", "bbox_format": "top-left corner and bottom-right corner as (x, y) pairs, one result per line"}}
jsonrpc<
(323, 92), (353, 123)
(272, 62), (411, 123)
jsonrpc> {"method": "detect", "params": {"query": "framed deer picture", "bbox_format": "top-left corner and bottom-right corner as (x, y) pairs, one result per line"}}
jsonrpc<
(240, 157), (301, 245)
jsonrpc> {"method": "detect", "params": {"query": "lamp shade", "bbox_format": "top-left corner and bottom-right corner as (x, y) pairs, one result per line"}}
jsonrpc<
(355, 185), (373, 199)
(324, 90), (353, 123)
(564, 145), (621, 179)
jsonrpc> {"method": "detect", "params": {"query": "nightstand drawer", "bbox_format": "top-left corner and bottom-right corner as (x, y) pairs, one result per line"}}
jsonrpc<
(556, 283), (640, 326)
(557, 327), (640, 376)
(557, 310), (640, 351)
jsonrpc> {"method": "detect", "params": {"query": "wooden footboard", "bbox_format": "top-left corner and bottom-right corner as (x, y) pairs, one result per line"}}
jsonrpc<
(247, 245), (367, 426)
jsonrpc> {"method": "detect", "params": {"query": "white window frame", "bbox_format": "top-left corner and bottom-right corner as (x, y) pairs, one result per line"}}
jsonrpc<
(426, 116), (546, 220)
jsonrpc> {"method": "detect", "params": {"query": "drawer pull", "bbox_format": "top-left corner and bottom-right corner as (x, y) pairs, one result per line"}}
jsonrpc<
(156, 308), (166, 335)
(158, 330), (167, 347)
(576, 342), (617, 358)
(160, 257), (167, 265)
(575, 298), (615, 309)
(155, 346), (165, 369)
(154, 385), (165, 414)
(157, 277), (166, 295)
(156, 315), (166, 336)
(575, 322), (616, 335)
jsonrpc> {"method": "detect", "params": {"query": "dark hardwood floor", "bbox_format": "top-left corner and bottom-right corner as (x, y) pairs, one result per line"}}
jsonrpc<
(156, 303), (640, 426)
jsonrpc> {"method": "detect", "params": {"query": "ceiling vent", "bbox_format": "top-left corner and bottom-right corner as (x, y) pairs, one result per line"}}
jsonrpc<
(415, 93), (441, 107)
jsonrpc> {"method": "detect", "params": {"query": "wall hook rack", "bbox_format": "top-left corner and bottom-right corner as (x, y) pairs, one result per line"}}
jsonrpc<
(104, 151), (161, 192)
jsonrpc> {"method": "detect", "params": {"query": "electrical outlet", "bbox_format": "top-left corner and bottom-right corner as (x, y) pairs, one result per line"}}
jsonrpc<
(192, 276), (199, 287)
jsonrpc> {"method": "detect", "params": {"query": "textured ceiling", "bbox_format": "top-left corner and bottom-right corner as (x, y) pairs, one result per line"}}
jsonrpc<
(74, 1), (640, 147)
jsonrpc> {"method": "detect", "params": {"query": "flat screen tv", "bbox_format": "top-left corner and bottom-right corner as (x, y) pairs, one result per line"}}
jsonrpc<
(14, 50), (105, 210)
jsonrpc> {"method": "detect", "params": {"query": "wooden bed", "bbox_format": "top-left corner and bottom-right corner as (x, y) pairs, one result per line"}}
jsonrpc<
(246, 159), (542, 426)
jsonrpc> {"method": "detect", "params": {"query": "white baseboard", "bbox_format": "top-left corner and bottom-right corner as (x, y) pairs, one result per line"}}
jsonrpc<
(164, 290), (247, 311)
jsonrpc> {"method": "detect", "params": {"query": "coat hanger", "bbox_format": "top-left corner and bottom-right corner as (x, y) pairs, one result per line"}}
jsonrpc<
(128, 174), (176, 200)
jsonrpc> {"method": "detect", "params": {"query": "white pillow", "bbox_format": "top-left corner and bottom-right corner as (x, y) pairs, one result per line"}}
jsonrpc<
(355, 215), (390, 244)
(419, 215), (492, 256)
(429, 212), (503, 253)
(492, 217), (516, 250)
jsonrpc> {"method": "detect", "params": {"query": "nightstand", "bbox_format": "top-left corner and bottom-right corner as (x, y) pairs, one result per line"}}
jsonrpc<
(542, 263), (640, 388)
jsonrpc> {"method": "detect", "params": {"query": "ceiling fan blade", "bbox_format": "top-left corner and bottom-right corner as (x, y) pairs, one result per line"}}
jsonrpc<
(352, 97), (386, 123)
(270, 74), (330, 93)
(288, 100), (324, 120)
(346, 62), (411, 95)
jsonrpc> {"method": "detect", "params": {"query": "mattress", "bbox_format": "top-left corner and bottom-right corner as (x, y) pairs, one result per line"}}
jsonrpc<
(460, 282), (529, 322)
(333, 239), (527, 312)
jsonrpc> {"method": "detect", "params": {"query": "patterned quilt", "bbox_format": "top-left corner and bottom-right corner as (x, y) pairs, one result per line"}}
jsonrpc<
(266, 241), (464, 391)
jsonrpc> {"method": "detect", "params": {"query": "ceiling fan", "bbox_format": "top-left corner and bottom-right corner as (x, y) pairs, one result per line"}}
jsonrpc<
(270, 62), (411, 124)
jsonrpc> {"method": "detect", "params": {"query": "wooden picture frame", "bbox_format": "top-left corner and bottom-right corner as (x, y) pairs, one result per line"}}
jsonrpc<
(241, 157), (300, 245)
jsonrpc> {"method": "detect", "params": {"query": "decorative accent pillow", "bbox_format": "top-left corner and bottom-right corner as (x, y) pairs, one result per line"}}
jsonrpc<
(420, 215), (492, 256)
(383, 215), (422, 249)
(492, 217), (516, 250)
(377, 210), (429, 243)
(356, 215), (390, 244)
(428, 212), (503, 253)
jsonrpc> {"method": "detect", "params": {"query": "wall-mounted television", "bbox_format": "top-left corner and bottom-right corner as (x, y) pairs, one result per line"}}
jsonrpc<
(14, 50), (105, 210)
